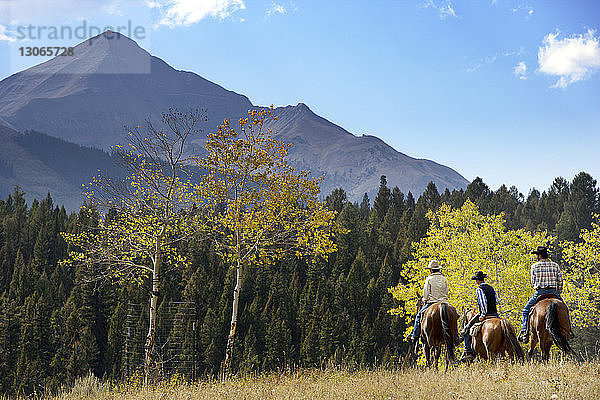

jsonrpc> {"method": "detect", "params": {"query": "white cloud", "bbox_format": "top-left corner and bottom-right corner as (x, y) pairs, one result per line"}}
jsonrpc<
(424, 0), (457, 20)
(538, 29), (600, 88)
(503, 47), (525, 57)
(513, 61), (527, 79)
(510, 3), (533, 19)
(0, 24), (15, 42)
(465, 54), (497, 72)
(149, 0), (246, 27)
(266, 2), (286, 17)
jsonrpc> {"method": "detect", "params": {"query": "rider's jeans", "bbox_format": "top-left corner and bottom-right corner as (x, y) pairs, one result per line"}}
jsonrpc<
(465, 330), (475, 353)
(520, 288), (563, 332)
(410, 302), (434, 340)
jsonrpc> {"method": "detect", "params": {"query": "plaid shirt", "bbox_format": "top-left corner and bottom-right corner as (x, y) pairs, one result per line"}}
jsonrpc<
(530, 259), (563, 293)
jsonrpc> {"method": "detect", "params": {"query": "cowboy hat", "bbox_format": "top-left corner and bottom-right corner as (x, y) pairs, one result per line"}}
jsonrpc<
(531, 246), (548, 258)
(471, 271), (487, 281)
(425, 259), (441, 269)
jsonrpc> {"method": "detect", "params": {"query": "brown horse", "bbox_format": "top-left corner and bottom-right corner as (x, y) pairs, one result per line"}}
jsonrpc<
(415, 298), (459, 370)
(463, 309), (525, 362)
(527, 296), (574, 361)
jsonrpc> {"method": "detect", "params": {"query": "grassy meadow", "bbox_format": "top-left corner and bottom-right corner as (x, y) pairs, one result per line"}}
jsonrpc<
(44, 361), (600, 400)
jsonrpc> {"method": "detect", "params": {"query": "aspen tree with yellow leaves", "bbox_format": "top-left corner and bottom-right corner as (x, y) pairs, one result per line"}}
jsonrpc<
(194, 107), (341, 375)
(61, 109), (206, 384)
(561, 214), (600, 329)
(389, 200), (551, 331)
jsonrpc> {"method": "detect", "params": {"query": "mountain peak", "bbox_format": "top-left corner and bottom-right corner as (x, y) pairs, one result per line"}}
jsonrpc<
(19, 30), (152, 75)
(295, 102), (315, 114)
(85, 30), (140, 48)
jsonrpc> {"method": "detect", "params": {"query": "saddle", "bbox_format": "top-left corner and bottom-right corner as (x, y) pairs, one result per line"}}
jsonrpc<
(537, 294), (559, 302)
(469, 321), (484, 337)
(527, 294), (562, 320)
(469, 316), (499, 337)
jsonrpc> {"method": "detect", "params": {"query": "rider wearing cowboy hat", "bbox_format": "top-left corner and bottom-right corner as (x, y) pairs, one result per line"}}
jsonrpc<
(459, 270), (500, 362)
(407, 259), (448, 343)
(518, 246), (564, 343)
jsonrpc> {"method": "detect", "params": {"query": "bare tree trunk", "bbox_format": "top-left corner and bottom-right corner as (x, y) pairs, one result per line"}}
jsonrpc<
(145, 247), (161, 385)
(223, 260), (242, 375)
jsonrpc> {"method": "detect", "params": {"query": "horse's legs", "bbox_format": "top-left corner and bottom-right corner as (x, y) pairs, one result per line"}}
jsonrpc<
(433, 346), (441, 370)
(484, 343), (492, 362)
(444, 343), (453, 371)
(506, 347), (514, 362)
(477, 334), (489, 361)
(444, 349), (449, 372)
(528, 331), (538, 360)
(540, 334), (552, 362)
(424, 344), (431, 367)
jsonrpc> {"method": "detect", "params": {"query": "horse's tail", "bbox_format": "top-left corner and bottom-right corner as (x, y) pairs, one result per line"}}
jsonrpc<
(439, 302), (455, 362)
(500, 319), (525, 362)
(546, 301), (573, 354)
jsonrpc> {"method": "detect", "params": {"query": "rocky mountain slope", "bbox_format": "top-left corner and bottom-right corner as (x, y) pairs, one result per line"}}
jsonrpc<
(0, 31), (468, 204)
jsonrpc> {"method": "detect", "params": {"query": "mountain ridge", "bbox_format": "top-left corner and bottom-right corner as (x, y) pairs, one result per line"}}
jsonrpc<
(0, 126), (123, 210)
(0, 31), (468, 204)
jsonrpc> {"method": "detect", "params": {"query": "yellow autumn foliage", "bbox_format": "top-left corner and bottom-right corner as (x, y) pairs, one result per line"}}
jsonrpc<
(389, 200), (551, 332)
(561, 214), (600, 329)
(195, 107), (341, 268)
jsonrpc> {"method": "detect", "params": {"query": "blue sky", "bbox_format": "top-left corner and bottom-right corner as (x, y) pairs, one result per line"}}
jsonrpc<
(1, 0), (599, 195)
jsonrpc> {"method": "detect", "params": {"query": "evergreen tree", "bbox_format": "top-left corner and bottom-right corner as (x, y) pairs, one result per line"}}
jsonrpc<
(545, 177), (570, 230)
(557, 172), (599, 241)
(326, 188), (348, 213)
(521, 188), (541, 231)
(360, 193), (371, 217)
(373, 176), (391, 220)
(465, 177), (492, 211)
(390, 187), (405, 214)
(489, 185), (521, 229)
(9, 251), (36, 303)
(422, 181), (441, 210)
(406, 192), (416, 210)
(0, 295), (19, 393)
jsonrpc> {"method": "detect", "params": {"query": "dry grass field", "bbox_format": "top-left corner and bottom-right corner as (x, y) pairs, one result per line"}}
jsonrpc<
(44, 361), (600, 400)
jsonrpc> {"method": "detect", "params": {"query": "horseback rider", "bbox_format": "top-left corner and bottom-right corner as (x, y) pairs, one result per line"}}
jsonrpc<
(518, 245), (564, 343)
(406, 260), (448, 343)
(459, 270), (499, 362)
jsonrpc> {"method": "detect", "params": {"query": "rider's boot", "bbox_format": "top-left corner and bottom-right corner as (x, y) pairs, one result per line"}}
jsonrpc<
(518, 329), (529, 343)
(454, 334), (462, 345)
(459, 351), (475, 362)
